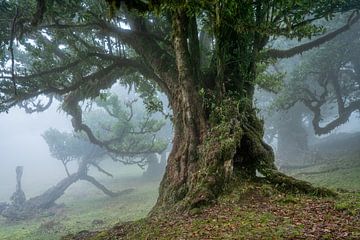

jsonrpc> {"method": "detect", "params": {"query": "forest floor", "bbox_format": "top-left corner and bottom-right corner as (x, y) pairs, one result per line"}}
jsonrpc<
(0, 169), (160, 240)
(1, 155), (359, 240)
(63, 183), (360, 240)
(64, 154), (360, 240)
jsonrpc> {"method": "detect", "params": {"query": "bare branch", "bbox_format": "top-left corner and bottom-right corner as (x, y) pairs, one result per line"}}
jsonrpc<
(61, 160), (71, 177)
(90, 163), (113, 178)
(81, 175), (119, 197)
(267, 12), (360, 58)
(304, 99), (360, 135)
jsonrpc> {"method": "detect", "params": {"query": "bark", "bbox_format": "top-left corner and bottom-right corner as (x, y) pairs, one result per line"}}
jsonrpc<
(152, 9), (335, 213)
(154, 11), (207, 209)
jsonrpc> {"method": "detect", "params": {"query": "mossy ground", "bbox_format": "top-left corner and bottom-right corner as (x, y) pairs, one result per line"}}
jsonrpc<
(70, 179), (359, 240)
(1, 156), (359, 240)
(286, 154), (360, 192)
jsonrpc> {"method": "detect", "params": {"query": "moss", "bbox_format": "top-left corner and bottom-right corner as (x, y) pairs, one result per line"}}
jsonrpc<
(179, 97), (269, 209)
(174, 185), (189, 202)
(158, 95), (334, 211)
(261, 169), (337, 197)
(335, 193), (360, 216)
(90, 231), (110, 240)
(189, 207), (202, 216)
(278, 195), (300, 204)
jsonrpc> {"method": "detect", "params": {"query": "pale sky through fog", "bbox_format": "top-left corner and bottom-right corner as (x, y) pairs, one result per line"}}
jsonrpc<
(0, 85), (140, 202)
(0, 102), (72, 201)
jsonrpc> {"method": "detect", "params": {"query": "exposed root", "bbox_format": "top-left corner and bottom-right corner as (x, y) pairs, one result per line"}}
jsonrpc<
(259, 168), (337, 197)
(239, 121), (337, 198)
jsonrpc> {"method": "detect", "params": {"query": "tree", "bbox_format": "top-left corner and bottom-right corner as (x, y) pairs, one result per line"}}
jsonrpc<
(1, 0), (360, 212)
(0, 93), (167, 220)
(277, 20), (360, 135)
(44, 93), (168, 181)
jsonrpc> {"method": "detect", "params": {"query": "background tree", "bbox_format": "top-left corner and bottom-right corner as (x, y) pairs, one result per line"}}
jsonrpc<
(257, 18), (360, 168)
(277, 20), (360, 135)
(1, 0), (360, 212)
(0, 93), (168, 220)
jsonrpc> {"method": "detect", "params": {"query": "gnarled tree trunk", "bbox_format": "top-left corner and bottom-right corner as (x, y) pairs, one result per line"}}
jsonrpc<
(153, 9), (334, 212)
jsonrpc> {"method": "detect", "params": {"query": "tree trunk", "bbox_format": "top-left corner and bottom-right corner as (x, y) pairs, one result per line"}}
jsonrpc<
(1, 172), (81, 220)
(143, 154), (166, 180)
(10, 166), (26, 207)
(152, 9), (335, 213)
(1, 164), (132, 220)
(155, 93), (335, 212)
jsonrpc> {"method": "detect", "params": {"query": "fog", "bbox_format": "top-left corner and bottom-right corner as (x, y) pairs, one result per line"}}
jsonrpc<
(0, 2), (360, 239)
(0, 103), (72, 201)
(0, 86), (166, 203)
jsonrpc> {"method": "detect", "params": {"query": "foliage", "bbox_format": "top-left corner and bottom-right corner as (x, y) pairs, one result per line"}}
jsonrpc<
(43, 129), (103, 164)
(43, 93), (167, 174)
(274, 20), (360, 135)
(0, 0), (359, 113)
(0, 0), (360, 212)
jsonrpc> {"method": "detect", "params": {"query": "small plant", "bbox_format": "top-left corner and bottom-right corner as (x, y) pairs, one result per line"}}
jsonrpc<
(278, 195), (300, 204)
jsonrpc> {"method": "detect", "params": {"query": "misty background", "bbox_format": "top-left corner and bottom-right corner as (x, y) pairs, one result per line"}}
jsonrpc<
(0, 92), (358, 202)
(0, 83), (170, 202)
(0, 103), (72, 201)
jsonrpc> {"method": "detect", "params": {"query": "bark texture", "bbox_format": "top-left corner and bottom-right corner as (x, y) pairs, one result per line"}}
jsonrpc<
(152, 8), (335, 213)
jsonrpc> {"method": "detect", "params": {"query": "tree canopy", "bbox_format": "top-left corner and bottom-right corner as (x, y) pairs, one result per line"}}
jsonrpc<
(43, 93), (168, 176)
(1, 0), (360, 211)
(276, 20), (360, 135)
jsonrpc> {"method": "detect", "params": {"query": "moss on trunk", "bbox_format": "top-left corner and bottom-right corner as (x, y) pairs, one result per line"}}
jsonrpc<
(153, 96), (335, 214)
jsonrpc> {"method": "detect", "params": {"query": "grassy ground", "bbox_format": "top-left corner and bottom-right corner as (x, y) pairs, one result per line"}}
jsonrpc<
(65, 181), (360, 240)
(64, 155), (360, 240)
(286, 154), (360, 192)
(1, 155), (359, 240)
(0, 172), (160, 240)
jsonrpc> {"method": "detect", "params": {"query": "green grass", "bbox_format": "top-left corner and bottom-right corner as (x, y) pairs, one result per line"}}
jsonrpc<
(298, 167), (360, 191)
(90, 181), (359, 240)
(0, 173), (160, 240)
(1, 155), (359, 240)
(286, 154), (360, 191)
